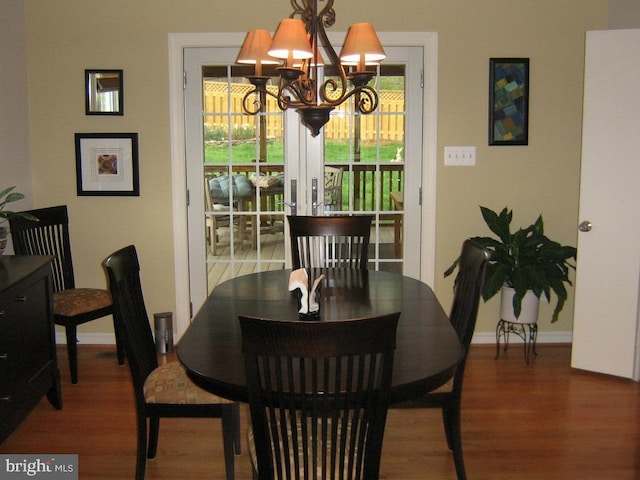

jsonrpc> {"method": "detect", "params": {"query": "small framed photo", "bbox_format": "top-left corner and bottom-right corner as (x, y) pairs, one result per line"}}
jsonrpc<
(489, 58), (529, 145)
(85, 69), (124, 115)
(75, 133), (139, 196)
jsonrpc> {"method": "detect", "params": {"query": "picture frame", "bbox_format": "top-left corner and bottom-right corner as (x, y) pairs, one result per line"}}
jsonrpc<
(489, 58), (529, 145)
(85, 69), (124, 115)
(75, 133), (139, 196)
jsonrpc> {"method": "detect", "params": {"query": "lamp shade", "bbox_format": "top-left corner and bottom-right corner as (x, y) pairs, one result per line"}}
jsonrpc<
(268, 18), (313, 62)
(237, 29), (279, 76)
(340, 23), (386, 69)
(293, 35), (325, 67)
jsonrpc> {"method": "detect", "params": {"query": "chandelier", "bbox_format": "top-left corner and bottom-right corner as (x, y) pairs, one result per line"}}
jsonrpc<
(236, 0), (386, 137)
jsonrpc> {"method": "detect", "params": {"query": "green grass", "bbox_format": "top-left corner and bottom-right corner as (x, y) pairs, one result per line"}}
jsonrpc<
(204, 142), (402, 164)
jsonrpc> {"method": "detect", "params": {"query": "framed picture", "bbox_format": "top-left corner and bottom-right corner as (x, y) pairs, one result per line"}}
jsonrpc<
(75, 133), (139, 196)
(85, 69), (124, 115)
(489, 58), (529, 145)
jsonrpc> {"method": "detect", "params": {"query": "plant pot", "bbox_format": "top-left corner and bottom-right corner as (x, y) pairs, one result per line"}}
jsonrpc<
(0, 218), (8, 256)
(500, 286), (539, 324)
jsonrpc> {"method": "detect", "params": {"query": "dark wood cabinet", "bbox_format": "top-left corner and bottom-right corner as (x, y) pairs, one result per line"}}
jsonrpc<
(0, 255), (62, 443)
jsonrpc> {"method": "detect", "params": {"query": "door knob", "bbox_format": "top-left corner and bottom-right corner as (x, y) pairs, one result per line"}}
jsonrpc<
(578, 220), (592, 232)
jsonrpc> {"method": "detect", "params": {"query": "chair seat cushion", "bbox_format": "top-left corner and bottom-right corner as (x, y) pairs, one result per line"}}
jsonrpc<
(53, 288), (112, 317)
(144, 362), (234, 405)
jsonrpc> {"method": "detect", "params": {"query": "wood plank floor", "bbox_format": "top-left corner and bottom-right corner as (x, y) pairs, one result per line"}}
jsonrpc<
(1, 344), (639, 479)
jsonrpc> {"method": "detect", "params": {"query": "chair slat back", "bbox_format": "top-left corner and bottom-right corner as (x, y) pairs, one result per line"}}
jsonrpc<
(288, 215), (373, 271)
(241, 313), (399, 480)
(449, 239), (492, 349)
(103, 246), (158, 399)
(9, 205), (75, 292)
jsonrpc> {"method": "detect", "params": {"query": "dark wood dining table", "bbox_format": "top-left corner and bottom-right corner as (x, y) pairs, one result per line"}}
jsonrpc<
(177, 268), (463, 404)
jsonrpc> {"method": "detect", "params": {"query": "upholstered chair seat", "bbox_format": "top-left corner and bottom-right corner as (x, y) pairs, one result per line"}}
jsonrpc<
(143, 362), (234, 405)
(53, 288), (112, 317)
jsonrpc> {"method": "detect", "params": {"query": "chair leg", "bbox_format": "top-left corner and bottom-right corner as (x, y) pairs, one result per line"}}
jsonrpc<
(136, 415), (148, 480)
(113, 317), (126, 366)
(146, 415), (160, 459)
(232, 402), (241, 454)
(221, 406), (237, 480)
(442, 401), (467, 480)
(65, 325), (79, 384)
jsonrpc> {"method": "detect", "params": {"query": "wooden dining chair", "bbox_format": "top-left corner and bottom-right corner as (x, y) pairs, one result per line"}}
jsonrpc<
(240, 312), (400, 480)
(393, 239), (491, 480)
(287, 215), (373, 270)
(9, 205), (122, 384)
(103, 245), (240, 480)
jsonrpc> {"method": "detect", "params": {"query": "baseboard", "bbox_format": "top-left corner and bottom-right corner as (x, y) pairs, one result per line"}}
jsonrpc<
(472, 330), (573, 344)
(58, 330), (573, 346)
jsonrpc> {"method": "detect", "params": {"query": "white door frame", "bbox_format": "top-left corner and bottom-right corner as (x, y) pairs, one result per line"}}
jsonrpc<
(168, 32), (438, 339)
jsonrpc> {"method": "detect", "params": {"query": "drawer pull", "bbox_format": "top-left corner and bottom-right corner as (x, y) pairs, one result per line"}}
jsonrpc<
(0, 310), (4, 316)
(0, 353), (7, 360)
(14, 295), (27, 303)
(0, 396), (10, 402)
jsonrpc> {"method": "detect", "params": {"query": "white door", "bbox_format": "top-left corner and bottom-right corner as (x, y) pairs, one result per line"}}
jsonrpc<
(570, 29), (640, 380)
(183, 40), (431, 317)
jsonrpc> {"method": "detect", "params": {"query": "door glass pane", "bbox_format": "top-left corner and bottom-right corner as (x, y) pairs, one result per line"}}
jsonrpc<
(202, 65), (286, 293)
(324, 64), (406, 274)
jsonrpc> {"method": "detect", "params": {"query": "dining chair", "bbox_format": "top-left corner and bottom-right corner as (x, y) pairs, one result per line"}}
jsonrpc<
(103, 245), (240, 480)
(9, 205), (122, 384)
(393, 239), (491, 480)
(287, 215), (373, 270)
(240, 312), (400, 480)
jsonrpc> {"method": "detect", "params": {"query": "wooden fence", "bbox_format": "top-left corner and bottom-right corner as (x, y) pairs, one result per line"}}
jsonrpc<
(203, 82), (404, 142)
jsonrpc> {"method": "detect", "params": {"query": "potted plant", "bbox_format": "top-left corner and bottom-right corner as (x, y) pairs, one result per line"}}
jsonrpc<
(0, 186), (38, 255)
(445, 206), (577, 323)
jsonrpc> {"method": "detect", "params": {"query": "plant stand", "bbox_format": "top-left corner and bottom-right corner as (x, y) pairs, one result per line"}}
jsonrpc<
(495, 286), (539, 364)
(495, 319), (538, 364)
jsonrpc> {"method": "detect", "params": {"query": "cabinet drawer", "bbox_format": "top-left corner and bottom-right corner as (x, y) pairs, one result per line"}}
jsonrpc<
(0, 278), (54, 406)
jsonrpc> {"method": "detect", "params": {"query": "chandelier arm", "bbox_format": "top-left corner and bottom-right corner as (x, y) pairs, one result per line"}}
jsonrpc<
(313, 0), (349, 105)
(241, 85), (280, 116)
(317, 0), (336, 29)
(318, 77), (349, 106)
(277, 79), (310, 109)
(339, 85), (380, 114)
(290, 0), (306, 19)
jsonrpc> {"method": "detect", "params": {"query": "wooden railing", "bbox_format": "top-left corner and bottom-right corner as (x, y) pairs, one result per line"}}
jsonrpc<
(204, 163), (403, 213)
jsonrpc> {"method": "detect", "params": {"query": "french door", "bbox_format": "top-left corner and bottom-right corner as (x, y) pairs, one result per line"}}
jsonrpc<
(183, 41), (427, 316)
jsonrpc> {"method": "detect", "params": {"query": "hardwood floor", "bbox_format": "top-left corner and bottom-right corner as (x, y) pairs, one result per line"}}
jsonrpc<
(1, 344), (639, 479)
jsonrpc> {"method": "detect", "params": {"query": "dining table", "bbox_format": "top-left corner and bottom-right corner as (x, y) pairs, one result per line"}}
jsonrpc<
(177, 268), (464, 404)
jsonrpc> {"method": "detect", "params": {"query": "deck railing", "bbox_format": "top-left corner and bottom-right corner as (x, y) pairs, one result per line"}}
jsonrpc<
(204, 163), (403, 213)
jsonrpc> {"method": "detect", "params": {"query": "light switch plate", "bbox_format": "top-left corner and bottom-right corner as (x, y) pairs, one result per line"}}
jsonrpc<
(444, 146), (476, 166)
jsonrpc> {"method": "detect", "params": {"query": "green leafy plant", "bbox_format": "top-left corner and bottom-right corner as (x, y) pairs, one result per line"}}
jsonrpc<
(0, 186), (38, 221)
(445, 206), (577, 322)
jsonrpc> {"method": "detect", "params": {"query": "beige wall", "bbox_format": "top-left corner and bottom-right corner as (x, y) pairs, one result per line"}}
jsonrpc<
(19, 0), (608, 339)
(0, 0), (33, 221)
